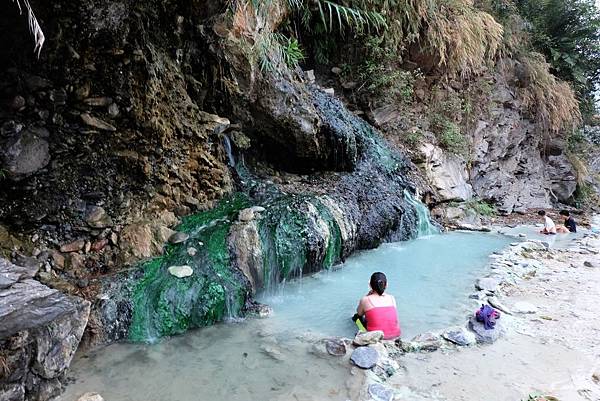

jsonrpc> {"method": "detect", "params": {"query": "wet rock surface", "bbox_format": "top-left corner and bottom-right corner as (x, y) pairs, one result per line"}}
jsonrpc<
(0, 259), (90, 401)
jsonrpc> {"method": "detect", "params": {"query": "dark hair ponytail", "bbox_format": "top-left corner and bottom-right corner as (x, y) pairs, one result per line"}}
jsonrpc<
(370, 272), (387, 296)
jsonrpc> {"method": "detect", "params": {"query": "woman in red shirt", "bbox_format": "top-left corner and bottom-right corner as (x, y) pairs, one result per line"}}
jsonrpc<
(356, 272), (401, 340)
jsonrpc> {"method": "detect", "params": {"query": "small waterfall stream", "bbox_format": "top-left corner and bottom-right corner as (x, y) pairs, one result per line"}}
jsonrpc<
(223, 134), (236, 167)
(403, 189), (440, 236)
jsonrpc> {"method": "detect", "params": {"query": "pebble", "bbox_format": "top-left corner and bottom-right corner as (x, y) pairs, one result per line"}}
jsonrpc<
(187, 247), (198, 256)
(584, 261), (596, 268)
(85, 206), (112, 228)
(350, 346), (378, 369)
(169, 232), (189, 244)
(168, 265), (193, 278)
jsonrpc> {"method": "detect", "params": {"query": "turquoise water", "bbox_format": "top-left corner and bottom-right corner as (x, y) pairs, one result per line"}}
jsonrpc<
(62, 231), (511, 401)
(258, 231), (511, 339)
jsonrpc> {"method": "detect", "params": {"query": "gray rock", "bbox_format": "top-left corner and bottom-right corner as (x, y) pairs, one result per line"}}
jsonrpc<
(353, 330), (383, 346)
(487, 297), (512, 314)
(2, 127), (50, 179)
(350, 346), (379, 369)
(0, 258), (90, 401)
(368, 383), (394, 401)
(408, 331), (443, 352)
(85, 206), (113, 228)
(238, 208), (256, 222)
(168, 232), (189, 244)
(584, 261), (596, 268)
(325, 339), (347, 356)
(442, 327), (477, 346)
(418, 143), (473, 202)
(76, 392), (105, 401)
(469, 317), (503, 344)
(167, 265), (193, 278)
(187, 247), (198, 256)
(475, 277), (500, 292)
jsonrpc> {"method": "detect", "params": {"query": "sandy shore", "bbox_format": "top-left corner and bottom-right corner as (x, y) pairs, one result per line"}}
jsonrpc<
(379, 233), (600, 401)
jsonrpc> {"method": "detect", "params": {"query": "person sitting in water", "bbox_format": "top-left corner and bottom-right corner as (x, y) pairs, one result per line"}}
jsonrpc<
(538, 210), (557, 235)
(556, 210), (577, 233)
(354, 272), (401, 340)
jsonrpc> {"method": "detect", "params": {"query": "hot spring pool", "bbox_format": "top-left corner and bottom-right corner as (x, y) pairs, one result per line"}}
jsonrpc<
(61, 231), (512, 401)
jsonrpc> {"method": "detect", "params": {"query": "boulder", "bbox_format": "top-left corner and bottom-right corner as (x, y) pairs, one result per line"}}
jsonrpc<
(228, 220), (264, 293)
(353, 330), (384, 346)
(0, 258), (90, 401)
(442, 327), (477, 346)
(469, 317), (503, 344)
(350, 346), (379, 369)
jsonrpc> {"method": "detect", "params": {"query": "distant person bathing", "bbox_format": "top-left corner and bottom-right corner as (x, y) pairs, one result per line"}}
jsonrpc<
(354, 272), (401, 340)
(556, 210), (577, 233)
(538, 210), (557, 235)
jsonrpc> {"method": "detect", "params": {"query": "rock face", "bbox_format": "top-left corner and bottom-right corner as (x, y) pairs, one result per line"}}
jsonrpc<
(0, 259), (90, 401)
(418, 143), (473, 202)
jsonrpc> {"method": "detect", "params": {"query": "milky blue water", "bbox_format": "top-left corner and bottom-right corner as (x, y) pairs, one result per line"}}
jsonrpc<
(62, 231), (512, 401)
(258, 231), (512, 339)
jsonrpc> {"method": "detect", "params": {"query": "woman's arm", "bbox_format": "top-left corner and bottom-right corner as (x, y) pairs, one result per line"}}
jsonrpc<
(357, 296), (367, 316)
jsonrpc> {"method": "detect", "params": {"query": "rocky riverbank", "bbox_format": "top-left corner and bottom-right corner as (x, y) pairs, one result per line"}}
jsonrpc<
(340, 231), (600, 401)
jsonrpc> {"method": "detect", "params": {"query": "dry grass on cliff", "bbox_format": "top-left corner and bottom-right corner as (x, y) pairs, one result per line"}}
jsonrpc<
(513, 53), (581, 135)
(425, 2), (503, 78)
(385, 0), (503, 77)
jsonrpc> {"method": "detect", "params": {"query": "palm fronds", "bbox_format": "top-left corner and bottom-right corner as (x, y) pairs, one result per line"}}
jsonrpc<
(316, 0), (387, 34)
(12, 0), (45, 57)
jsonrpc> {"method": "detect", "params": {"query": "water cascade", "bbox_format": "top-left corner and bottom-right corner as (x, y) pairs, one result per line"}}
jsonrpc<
(404, 189), (440, 236)
(222, 134), (236, 167)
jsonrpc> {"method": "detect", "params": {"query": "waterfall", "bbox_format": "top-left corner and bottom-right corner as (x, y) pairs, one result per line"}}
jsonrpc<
(403, 189), (439, 237)
(223, 135), (236, 167)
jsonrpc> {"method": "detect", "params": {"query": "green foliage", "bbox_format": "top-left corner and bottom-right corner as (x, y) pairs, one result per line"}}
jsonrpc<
(255, 32), (305, 72)
(466, 200), (497, 216)
(356, 36), (418, 101)
(0, 169), (6, 180)
(513, 0), (600, 119)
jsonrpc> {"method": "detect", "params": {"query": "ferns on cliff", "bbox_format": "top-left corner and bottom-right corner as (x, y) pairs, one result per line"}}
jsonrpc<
(11, 0), (44, 57)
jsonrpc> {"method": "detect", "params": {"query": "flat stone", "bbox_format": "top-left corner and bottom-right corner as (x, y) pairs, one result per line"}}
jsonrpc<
(83, 97), (113, 107)
(368, 383), (394, 401)
(487, 297), (512, 314)
(168, 265), (193, 278)
(325, 339), (347, 356)
(168, 232), (189, 244)
(512, 301), (538, 314)
(350, 346), (378, 369)
(469, 317), (503, 344)
(353, 330), (383, 346)
(60, 239), (86, 253)
(80, 113), (116, 131)
(442, 327), (477, 346)
(475, 277), (500, 292)
(77, 392), (104, 401)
